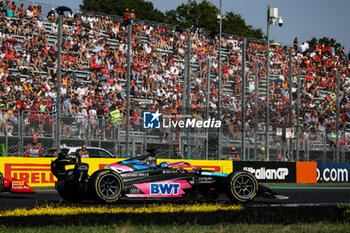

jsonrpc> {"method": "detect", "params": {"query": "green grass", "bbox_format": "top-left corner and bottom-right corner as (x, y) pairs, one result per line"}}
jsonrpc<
(0, 205), (349, 227)
(1, 223), (350, 233)
(0, 203), (349, 233)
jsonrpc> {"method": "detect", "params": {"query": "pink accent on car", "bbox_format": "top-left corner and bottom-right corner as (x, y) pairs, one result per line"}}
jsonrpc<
(105, 163), (133, 172)
(167, 162), (197, 170)
(125, 180), (192, 198)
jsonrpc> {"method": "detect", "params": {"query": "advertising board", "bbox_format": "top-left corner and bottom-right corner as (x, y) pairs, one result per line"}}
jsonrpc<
(317, 163), (350, 183)
(0, 158), (122, 187)
(232, 161), (296, 182)
(296, 162), (317, 184)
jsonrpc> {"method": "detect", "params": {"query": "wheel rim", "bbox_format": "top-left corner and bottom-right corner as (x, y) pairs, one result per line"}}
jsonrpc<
(97, 173), (122, 200)
(232, 174), (256, 200)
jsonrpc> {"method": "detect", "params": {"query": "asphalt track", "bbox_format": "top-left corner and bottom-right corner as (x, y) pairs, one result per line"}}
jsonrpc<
(0, 187), (350, 211)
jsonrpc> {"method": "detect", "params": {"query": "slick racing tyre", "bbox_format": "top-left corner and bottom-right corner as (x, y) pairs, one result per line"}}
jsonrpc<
(0, 172), (3, 191)
(226, 171), (258, 203)
(89, 169), (124, 203)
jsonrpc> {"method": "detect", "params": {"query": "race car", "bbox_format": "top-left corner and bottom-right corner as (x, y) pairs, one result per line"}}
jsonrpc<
(51, 150), (288, 203)
(0, 172), (35, 194)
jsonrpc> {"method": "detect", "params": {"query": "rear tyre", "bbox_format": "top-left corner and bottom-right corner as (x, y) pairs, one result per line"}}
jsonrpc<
(89, 169), (124, 203)
(0, 172), (3, 191)
(226, 171), (258, 203)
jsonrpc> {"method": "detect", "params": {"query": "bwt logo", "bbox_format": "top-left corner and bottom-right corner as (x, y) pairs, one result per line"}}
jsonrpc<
(143, 111), (161, 129)
(150, 183), (180, 195)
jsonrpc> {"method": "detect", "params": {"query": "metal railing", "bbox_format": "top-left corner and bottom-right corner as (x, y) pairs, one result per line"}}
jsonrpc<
(0, 108), (349, 162)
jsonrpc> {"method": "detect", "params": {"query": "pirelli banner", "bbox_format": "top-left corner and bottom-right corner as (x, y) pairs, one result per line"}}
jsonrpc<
(233, 161), (297, 183)
(0, 157), (123, 187)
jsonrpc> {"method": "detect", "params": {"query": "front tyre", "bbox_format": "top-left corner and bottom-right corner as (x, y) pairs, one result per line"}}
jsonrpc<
(227, 171), (258, 203)
(89, 170), (124, 203)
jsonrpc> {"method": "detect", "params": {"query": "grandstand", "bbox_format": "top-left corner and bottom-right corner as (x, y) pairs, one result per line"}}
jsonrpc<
(0, 1), (349, 162)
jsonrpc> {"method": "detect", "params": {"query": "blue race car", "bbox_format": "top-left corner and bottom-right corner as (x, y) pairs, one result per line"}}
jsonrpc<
(51, 150), (288, 203)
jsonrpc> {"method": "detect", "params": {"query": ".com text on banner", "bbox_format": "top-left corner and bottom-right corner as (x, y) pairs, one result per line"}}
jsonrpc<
(317, 163), (350, 183)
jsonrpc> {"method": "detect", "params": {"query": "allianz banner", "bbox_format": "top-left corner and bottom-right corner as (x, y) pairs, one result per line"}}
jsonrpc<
(317, 163), (350, 183)
(233, 161), (296, 182)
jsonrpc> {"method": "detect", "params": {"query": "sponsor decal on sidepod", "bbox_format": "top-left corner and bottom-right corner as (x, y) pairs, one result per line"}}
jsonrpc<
(125, 180), (192, 198)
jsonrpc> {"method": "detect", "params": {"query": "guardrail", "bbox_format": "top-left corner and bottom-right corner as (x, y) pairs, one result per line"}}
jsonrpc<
(0, 108), (349, 162)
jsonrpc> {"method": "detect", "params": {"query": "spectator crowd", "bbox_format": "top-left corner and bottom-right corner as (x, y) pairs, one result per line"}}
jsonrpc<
(0, 0), (349, 153)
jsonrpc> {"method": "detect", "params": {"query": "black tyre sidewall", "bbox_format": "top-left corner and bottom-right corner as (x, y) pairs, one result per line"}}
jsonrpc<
(227, 171), (258, 203)
(90, 169), (124, 203)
